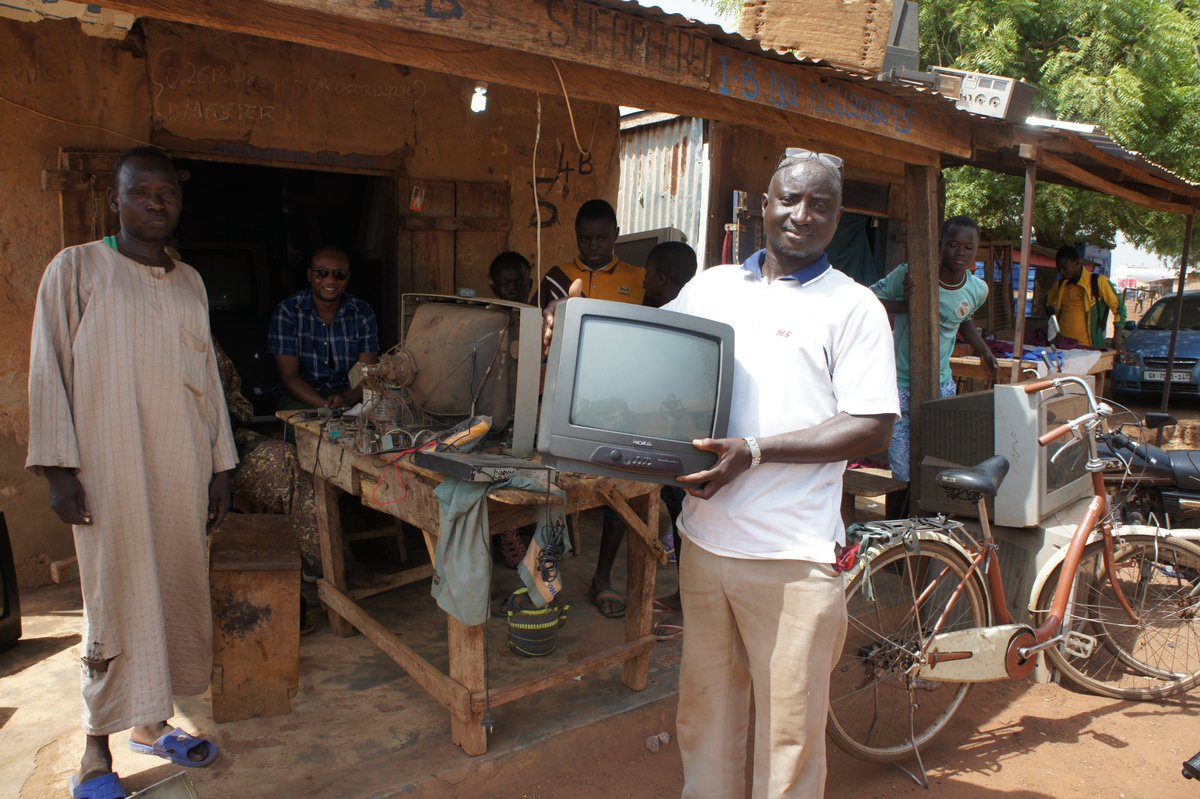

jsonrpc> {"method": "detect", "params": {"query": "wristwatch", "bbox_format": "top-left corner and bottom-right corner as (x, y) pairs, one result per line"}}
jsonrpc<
(744, 436), (762, 468)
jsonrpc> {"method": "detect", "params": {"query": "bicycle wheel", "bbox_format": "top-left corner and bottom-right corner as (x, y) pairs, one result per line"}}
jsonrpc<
(827, 539), (987, 763)
(1034, 533), (1200, 700)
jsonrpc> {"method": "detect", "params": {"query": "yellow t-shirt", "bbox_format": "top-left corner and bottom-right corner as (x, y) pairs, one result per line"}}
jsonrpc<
(1057, 282), (1089, 344)
(536, 257), (645, 308)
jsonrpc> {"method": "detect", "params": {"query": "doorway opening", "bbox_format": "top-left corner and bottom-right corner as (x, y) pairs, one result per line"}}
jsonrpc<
(173, 158), (395, 416)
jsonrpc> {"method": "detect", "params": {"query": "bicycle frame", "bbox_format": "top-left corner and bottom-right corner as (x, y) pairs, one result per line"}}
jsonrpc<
(898, 376), (1140, 680)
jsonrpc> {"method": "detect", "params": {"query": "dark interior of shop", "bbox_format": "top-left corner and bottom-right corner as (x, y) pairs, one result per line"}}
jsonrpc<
(174, 159), (391, 416)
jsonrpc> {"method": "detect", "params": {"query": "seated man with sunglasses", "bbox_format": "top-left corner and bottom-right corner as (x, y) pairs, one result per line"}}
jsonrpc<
(269, 246), (379, 410)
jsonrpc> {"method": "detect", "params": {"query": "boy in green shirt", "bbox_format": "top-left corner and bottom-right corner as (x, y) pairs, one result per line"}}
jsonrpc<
(871, 216), (998, 483)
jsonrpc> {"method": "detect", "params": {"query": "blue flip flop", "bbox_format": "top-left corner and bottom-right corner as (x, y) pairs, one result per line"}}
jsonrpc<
(70, 772), (127, 799)
(128, 727), (219, 768)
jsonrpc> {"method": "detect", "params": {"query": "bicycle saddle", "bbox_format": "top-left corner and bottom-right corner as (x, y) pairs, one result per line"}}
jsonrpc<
(935, 455), (1010, 497)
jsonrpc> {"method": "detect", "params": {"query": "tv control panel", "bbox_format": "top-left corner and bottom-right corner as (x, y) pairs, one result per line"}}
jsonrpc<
(589, 446), (684, 475)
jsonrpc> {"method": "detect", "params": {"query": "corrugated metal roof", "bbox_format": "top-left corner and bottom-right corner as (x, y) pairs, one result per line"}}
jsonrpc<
(1026, 117), (1200, 189)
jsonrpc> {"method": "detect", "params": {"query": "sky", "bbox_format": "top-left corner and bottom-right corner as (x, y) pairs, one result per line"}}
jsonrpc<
(635, 0), (734, 30)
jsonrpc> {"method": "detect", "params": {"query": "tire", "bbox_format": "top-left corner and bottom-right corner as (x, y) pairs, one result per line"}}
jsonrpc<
(827, 539), (987, 763)
(1034, 533), (1200, 700)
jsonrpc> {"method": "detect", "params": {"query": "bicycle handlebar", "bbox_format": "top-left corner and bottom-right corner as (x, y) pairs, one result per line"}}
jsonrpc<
(1023, 379), (1059, 394)
(1038, 422), (1075, 447)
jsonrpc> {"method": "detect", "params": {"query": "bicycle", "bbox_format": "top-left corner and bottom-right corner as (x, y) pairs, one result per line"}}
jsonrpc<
(827, 374), (1200, 778)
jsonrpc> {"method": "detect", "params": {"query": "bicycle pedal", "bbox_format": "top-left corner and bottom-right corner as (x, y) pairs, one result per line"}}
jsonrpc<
(1062, 631), (1098, 659)
(1184, 750), (1200, 780)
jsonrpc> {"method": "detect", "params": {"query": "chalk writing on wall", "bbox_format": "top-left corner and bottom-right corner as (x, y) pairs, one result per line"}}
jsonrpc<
(527, 143), (594, 228)
(148, 46), (428, 130)
(714, 54), (914, 136)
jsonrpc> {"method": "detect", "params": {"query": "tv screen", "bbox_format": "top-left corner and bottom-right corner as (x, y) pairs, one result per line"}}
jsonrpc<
(570, 317), (721, 442)
(1043, 392), (1089, 493)
(538, 298), (734, 486)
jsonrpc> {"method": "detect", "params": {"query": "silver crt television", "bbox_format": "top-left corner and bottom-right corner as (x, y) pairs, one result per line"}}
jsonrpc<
(537, 298), (735, 486)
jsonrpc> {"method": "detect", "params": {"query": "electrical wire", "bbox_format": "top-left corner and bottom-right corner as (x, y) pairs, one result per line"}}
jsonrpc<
(533, 92), (543, 308)
(0, 92), (151, 144)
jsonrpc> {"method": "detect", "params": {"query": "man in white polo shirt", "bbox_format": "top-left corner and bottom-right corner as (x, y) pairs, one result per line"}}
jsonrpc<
(666, 151), (899, 798)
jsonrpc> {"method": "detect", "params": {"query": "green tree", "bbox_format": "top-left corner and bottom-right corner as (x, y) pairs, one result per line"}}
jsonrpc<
(920, 0), (1200, 263)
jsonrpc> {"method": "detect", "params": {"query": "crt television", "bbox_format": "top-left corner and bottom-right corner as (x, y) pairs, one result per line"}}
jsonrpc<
(613, 226), (687, 268)
(918, 382), (1092, 527)
(399, 294), (542, 457)
(537, 298), (735, 486)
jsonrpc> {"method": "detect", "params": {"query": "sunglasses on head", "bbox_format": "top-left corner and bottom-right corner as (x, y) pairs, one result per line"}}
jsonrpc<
(313, 268), (349, 281)
(778, 147), (844, 171)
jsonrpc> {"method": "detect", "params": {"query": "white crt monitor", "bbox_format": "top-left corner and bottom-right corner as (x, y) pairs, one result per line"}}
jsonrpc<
(992, 382), (1092, 527)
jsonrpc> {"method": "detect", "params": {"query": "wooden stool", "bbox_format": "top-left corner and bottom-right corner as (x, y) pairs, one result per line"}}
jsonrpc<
(209, 514), (300, 723)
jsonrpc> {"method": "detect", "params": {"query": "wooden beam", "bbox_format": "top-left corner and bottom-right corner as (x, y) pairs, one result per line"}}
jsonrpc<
(1039, 136), (1200, 203)
(1039, 151), (1196, 215)
(102, 0), (956, 166)
(905, 163), (939, 501)
(317, 578), (471, 716)
(471, 635), (656, 712)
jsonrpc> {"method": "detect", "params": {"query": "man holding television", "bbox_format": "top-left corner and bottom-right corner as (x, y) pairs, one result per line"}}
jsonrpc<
(663, 151), (897, 797)
(269, 246), (380, 410)
(538, 199), (646, 619)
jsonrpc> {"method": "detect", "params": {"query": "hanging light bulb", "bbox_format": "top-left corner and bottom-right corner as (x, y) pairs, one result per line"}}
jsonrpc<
(470, 81), (488, 113)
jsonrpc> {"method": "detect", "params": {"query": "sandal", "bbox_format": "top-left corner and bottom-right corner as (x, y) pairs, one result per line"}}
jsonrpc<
(497, 528), (527, 569)
(128, 727), (219, 768)
(653, 623), (684, 641)
(587, 586), (626, 619)
(71, 773), (127, 799)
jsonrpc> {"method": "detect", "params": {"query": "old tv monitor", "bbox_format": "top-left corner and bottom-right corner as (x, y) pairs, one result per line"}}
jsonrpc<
(993, 382), (1091, 527)
(399, 294), (541, 457)
(918, 382), (1092, 527)
(537, 298), (735, 486)
(613, 226), (687, 268)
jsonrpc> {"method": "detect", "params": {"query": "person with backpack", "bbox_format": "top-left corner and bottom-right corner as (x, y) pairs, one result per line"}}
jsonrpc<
(1045, 245), (1127, 349)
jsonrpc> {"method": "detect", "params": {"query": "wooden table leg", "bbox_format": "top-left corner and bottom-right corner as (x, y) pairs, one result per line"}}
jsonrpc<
(447, 615), (489, 755)
(314, 475), (354, 637)
(622, 491), (658, 691)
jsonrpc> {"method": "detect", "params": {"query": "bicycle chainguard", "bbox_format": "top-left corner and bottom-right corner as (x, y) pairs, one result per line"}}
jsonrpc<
(1061, 630), (1098, 659)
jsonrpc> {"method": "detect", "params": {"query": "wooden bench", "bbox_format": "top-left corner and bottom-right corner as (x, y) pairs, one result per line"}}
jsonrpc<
(842, 467), (908, 525)
(209, 514), (300, 723)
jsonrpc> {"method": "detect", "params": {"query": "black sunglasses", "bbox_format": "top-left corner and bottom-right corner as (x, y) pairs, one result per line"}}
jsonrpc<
(313, 268), (349, 281)
(778, 147), (844, 171)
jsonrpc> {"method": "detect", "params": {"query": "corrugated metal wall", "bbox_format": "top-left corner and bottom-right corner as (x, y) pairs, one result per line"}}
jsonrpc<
(616, 116), (711, 267)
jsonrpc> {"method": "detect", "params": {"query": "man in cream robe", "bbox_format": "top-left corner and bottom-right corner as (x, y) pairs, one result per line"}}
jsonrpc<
(27, 147), (236, 795)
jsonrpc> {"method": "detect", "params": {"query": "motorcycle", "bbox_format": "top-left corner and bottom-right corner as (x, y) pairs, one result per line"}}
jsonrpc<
(1101, 411), (1200, 527)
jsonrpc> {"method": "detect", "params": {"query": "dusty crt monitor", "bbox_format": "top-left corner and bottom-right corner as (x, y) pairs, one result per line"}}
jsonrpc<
(918, 383), (1091, 527)
(400, 294), (541, 457)
(537, 298), (735, 486)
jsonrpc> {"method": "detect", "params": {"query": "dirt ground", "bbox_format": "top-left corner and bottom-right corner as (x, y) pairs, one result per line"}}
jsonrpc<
(509, 390), (1200, 799)
(512, 678), (1200, 798)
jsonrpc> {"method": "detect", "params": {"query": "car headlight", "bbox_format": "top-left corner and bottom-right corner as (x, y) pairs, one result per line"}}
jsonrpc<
(1118, 352), (1139, 366)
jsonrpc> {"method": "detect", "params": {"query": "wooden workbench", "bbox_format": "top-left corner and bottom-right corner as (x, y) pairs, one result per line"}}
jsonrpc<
(287, 417), (664, 756)
(951, 348), (1116, 394)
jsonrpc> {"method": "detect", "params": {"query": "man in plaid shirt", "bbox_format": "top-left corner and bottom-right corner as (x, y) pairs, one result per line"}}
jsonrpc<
(269, 246), (379, 409)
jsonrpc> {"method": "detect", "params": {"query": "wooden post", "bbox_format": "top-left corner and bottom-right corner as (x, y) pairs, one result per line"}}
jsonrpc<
(905, 163), (940, 501)
(622, 491), (658, 691)
(447, 616), (488, 755)
(1161, 213), (1195, 411)
(1011, 157), (1038, 383)
(313, 475), (354, 637)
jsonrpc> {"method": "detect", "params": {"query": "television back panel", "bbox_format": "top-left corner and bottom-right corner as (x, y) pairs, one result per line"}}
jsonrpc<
(917, 389), (995, 518)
